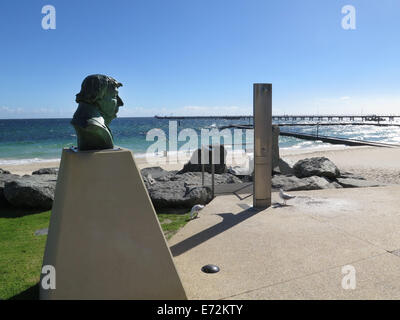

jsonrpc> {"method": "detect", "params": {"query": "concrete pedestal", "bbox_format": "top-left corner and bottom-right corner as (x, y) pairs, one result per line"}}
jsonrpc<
(40, 148), (187, 299)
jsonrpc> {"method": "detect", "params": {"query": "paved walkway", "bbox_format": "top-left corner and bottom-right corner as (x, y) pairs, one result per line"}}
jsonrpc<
(169, 186), (400, 299)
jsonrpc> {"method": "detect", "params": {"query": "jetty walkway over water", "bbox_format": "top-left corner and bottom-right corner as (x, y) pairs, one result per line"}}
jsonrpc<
(155, 115), (400, 148)
(155, 114), (400, 122)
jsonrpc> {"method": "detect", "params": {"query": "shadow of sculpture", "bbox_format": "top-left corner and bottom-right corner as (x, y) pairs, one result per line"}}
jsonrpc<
(170, 207), (262, 257)
(9, 283), (39, 300)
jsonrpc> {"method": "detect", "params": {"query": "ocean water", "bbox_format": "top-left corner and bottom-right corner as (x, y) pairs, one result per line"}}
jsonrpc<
(1, 117), (400, 165)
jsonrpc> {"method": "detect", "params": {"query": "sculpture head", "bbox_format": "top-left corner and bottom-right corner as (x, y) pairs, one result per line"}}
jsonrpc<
(76, 74), (124, 125)
(71, 74), (124, 151)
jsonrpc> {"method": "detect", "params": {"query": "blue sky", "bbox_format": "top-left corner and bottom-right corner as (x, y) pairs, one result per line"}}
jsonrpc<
(0, 0), (399, 118)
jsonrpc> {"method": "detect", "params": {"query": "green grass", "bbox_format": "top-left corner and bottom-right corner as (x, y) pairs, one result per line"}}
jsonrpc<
(0, 207), (189, 300)
(158, 213), (191, 240)
(0, 208), (50, 300)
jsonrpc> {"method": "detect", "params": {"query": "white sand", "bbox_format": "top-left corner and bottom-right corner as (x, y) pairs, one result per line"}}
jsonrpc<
(281, 146), (400, 184)
(2, 146), (400, 184)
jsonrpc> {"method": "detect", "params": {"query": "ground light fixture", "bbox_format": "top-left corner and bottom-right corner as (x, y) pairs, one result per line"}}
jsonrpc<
(201, 264), (220, 273)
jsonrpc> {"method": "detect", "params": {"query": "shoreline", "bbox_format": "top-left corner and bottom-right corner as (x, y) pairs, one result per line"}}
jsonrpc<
(1, 145), (400, 185)
(0, 145), (350, 175)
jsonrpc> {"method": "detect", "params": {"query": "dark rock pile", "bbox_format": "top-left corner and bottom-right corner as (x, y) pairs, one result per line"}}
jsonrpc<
(272, 157), (383, 191)
(178, 144), (227, 174)
(0, 169), (57, 210)
(142, 167), (242, 209)
(0, 155), (383, 212)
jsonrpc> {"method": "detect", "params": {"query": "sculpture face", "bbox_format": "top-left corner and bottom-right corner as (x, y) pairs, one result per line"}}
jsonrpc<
(71, 74), (124, 151)
(98, 85), (124, 125)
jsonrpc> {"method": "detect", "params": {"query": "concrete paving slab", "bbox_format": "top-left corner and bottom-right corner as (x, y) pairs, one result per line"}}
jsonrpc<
(228, 253), (400, 300)
(289, 187), (400, 251)
(169, 187), (400, 299)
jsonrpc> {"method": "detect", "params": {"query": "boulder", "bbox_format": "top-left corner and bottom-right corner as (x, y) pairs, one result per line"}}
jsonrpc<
(178, 144), (227, 174)
(32, 168), (59, 175)
(140, 166), (177, 182)
(4, 174), (57, 210)
(303, 176), (342, 190)
(0, 173), (19, 206)
(272, 174), (340, 191)
(141, 166), (169, 179)
(142, 171), (242, 209)
(336, 178), (382, 188)
(293, 157), (340, 179)
(339, 172), (366, 180)
(273, 158), (293, 175)
(172, 172), (242, 185)
(0, 169), (11, 174)
(272, 175), (308, 191)
(146, 181), (212, 209)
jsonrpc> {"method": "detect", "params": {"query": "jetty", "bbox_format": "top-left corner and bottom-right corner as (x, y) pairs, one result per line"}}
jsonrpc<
(279, 131), (400, 148)
(155, 114), (400, 122)
(155, 114), (400, 148)
(155, 115), (253, 120)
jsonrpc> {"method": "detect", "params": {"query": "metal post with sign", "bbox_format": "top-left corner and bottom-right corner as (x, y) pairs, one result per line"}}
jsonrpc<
(253, 83), (272, 209)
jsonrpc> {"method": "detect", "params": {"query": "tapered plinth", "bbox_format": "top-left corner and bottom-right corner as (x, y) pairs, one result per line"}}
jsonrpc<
(40, 148), (187, 299)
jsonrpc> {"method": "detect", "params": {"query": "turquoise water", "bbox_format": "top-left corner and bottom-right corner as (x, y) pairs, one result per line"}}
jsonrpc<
(1, 117), (400, 164)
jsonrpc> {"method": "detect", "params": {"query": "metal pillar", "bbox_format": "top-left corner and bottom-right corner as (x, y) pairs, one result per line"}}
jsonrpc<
(211, 145), (215, 198)
(253, 83), (272, 209)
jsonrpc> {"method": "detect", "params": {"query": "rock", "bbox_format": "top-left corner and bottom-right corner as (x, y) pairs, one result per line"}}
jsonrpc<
(174, 172), (242, 185)
(272, 175), (308, 191)
(141, 171), (242, 209)
(32, 168), (59, 175)
(293, 157), (340, 179)
(146, 181), (212, 209)
(336, 178), (382, 188)
(140, 167), (171, 179)
(272, 174), (340, 191)
(178, 144), (227, 174)
(144, 171), (242, 190)
(303, 176), (342, 190)
(331, 182), (344, 189)
(0, 173), (20, 206)
(0, 169), (11, 174)
(4, 174), (57, 210)
(273, 158), (293, 175)
(339, 172), (366, 180)
(34, 228), (49, 236)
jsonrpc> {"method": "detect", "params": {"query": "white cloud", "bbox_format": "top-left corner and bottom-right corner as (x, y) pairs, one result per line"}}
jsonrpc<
(0, 106), (23, 114)
(0, 106), (74, 119)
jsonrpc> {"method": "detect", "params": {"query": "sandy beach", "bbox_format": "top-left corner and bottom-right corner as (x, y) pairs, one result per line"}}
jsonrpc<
(280, 146), (400, 185)
(2, 146), (400, 185)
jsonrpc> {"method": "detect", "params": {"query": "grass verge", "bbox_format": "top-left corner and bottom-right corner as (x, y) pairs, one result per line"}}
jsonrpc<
(0, 206), (189, 300)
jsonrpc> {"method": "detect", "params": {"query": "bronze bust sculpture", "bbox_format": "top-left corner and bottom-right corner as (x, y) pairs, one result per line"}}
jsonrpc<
(71, 74), (124, 151)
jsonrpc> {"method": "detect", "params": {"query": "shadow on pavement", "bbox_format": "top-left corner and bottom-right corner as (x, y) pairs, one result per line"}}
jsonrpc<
(170, 207), (262, 257)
